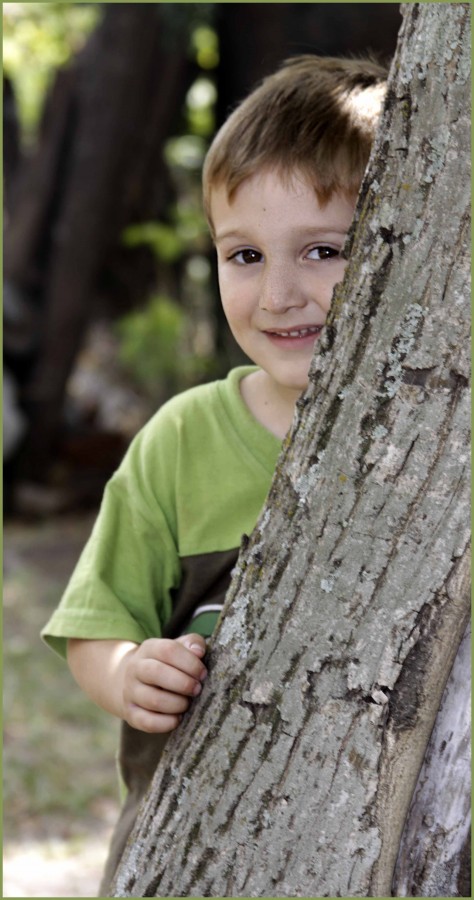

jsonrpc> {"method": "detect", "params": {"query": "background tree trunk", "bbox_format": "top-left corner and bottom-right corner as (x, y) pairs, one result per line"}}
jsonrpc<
(110, 3), (470, 897)
(3, 75), (22, 214)
(393, 622), (471, 897)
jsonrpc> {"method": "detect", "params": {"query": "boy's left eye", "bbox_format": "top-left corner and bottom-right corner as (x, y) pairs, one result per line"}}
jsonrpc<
(307, 246), (340, 261)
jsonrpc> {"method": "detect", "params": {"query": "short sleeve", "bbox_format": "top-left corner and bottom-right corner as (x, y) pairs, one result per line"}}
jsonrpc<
(41, 420), (181, 659)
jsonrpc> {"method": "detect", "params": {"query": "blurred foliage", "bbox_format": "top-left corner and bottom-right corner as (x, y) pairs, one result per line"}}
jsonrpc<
(116, 295), (185, 388)
(122, 195), (209, 264)
(116, 294), (218, 403)
(117, 13), (221, 403)
(165, 133), (209, 170)
(123, 222), (185, 265)
(3, 2), (101, 142)
(185, 75), (218, 136)
(191, 23), (219, 70)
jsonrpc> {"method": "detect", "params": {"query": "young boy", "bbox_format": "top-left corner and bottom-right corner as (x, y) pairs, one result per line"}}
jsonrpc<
(42, 55), (387, 892)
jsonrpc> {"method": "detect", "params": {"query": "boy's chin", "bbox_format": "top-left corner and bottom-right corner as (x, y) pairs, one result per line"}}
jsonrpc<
(275, 377), (310, 398)
(256, 363), (311, 399)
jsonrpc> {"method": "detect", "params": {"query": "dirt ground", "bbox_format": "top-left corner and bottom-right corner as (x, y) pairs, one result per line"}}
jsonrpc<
(3, 513), (121, 898)
(4, 832), (114, 898)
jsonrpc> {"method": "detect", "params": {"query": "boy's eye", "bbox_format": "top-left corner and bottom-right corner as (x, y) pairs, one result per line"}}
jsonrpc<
(230, 248), (263, 265)
(307, 246), (340, 261)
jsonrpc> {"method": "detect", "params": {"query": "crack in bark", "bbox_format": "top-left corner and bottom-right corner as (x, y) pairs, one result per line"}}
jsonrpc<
(179, 847), (216, 897)
(324, 709), (365, 797)
(369, 374), (467, 578)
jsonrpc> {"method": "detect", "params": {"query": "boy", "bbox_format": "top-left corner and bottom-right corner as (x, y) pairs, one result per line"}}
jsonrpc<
(42, 55), (387, 892)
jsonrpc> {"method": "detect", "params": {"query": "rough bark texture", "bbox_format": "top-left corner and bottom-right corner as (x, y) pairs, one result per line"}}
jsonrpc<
(111, 4), (470, 897)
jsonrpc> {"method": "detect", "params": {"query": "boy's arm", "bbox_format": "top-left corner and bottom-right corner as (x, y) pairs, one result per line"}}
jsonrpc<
(67, 635), (207, 734)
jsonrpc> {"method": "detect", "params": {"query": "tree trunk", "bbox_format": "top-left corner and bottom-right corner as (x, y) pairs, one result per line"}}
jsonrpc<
(111, 3), (470, 896)
(3, 74), (22, 215)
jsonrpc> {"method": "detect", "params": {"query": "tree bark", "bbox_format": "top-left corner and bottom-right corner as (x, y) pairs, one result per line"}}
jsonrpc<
(111, 3), (470, 896)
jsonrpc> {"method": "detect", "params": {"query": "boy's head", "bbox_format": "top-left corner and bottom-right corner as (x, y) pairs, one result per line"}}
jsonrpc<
(204, 56), (388, 416)
(203, 55), (387, 233)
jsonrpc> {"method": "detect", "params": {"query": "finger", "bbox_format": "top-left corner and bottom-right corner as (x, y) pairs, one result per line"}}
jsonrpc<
(142, 638), (207, 681)
(131, 683), (193, 716)
(176, 633), (207, 657)
(138, 657), (205, 696)
(126, 704), (183, 735)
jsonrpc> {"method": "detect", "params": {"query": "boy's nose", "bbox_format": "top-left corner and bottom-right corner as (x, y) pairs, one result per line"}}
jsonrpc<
(259, 266), (305, 312)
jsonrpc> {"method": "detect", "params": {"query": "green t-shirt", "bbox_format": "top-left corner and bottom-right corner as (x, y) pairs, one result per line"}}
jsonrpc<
(42, 366), (281, 656)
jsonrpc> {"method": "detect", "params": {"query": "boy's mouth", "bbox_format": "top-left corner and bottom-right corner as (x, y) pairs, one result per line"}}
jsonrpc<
(265, 325), (323, 338)
(263, 324), (323, 347)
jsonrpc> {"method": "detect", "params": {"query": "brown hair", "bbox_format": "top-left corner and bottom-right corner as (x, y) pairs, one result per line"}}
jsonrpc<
(203, 55), (387, 230)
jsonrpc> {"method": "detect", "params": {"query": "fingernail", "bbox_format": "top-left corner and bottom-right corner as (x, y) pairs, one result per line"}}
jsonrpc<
(189, 643), (205, 655)
(193, 682), (202, 696)
(199, 668), (208, 681)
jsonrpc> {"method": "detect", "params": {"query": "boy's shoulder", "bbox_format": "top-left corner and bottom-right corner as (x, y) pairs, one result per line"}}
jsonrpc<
(114, 363), (279, 528)
(153, 365), (257, 425)
(134, 365), (258, 456)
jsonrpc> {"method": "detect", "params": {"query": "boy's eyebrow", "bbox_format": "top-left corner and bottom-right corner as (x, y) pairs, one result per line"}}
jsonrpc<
(214, 230), (248, 243)
(215, 225), (350, 243)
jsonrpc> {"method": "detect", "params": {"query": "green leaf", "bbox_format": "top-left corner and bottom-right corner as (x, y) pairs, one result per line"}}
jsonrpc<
(121, 222), (185, 263)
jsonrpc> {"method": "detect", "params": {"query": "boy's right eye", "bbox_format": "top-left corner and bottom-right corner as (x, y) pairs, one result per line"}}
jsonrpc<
(229, 248), (263, 265)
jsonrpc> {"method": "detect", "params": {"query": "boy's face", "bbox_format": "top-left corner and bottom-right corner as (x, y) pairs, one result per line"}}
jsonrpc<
(212, 169), (355, 402)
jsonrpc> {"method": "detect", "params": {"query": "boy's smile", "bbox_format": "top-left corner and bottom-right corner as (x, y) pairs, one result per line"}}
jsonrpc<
(212, 169), (355, 434)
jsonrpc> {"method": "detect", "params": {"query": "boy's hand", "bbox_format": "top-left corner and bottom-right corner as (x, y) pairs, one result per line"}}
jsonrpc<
(121, 634), (208, 734)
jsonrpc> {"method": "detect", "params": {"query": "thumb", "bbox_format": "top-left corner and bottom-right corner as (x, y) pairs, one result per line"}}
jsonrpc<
(176, 633), (207, 657)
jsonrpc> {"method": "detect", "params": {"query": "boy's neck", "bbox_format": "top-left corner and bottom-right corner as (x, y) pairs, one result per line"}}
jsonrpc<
(239, 370), (301, 440)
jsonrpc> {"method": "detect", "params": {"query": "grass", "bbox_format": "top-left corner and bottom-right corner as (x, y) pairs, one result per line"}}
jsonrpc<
(3, 514), (120, 842)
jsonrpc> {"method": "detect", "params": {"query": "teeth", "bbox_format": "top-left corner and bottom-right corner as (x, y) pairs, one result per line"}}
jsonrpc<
(272, 326), (320, 337)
